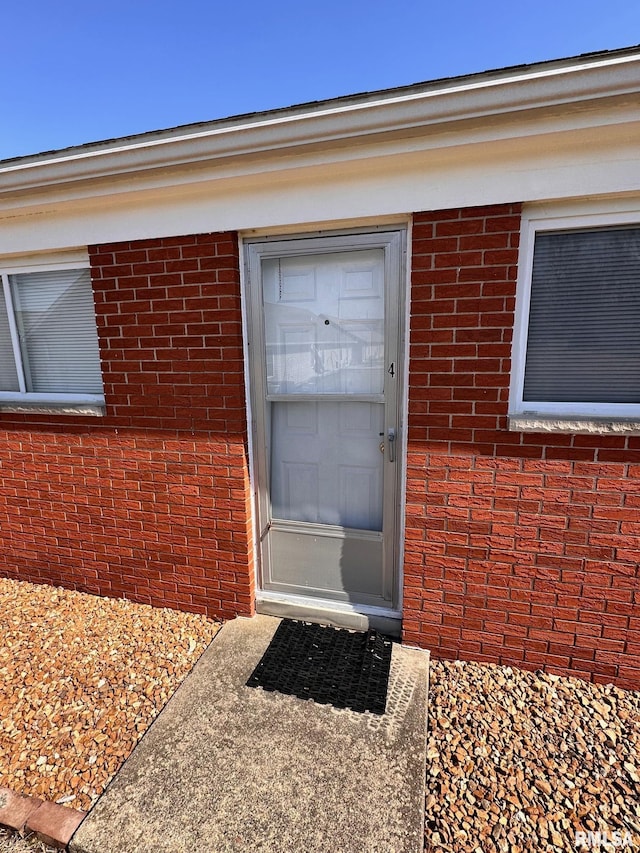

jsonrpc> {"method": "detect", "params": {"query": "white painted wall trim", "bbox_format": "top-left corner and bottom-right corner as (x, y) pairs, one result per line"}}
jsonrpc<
(0, 248), (89, 271)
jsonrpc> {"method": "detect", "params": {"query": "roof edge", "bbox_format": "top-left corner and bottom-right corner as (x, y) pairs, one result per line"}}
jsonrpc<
(1, 45), (639, 195)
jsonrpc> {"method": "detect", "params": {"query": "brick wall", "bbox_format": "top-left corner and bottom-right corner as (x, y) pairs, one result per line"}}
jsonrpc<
(2, 213), (637, 686)
(0, 232), (254, 620)
(404, 204), (640, 689)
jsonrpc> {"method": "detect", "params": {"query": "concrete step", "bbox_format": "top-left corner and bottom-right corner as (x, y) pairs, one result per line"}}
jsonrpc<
(71, 614), (429, 853)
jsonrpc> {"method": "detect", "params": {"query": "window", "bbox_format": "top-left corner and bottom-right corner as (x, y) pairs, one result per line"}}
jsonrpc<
(510, 207), (640, 426)
(0, 263), (104, 412)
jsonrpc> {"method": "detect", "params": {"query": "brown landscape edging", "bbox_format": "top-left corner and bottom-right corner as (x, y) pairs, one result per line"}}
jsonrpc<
(0, 786), (86, 850)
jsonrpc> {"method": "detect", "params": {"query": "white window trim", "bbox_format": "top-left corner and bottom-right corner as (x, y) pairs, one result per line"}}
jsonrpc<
(509, 200), (640, 433)
(0, 253), (105, 414)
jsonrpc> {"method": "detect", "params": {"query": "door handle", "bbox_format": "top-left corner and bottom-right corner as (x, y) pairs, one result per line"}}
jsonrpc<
(387, 428), (396, 463)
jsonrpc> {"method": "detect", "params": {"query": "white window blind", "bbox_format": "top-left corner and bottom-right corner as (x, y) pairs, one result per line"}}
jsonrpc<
(523, 227), (640, 404)
(0, 292), (20, 391)
(0, 267), (103, 398)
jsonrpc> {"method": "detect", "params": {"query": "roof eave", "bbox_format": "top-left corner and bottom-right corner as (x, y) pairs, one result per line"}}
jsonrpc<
(1, 50), (639, 194)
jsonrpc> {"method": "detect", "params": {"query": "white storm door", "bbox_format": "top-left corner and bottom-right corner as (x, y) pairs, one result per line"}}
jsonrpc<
(247, 231), (404, 611)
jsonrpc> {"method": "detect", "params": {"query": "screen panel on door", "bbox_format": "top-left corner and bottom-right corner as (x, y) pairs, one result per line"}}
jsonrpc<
(249, 236), (402, 610)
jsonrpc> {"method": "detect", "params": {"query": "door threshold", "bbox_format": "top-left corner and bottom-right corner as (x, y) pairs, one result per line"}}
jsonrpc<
(256, 591), (402, 638)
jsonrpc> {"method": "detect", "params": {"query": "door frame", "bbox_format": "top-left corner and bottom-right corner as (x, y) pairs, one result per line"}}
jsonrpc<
(240, 225), (408, 632)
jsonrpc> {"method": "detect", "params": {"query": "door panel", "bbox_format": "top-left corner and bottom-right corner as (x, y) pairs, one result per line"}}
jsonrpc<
(262, 249), (385, 395)
(270, 401), (383, 529)
(247, 231), (404, 612)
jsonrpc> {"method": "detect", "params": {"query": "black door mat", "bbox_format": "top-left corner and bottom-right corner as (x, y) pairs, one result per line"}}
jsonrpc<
(246, 619), (393, 715)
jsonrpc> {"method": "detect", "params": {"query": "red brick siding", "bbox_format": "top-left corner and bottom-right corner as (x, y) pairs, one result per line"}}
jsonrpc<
(0, 232), (254, 620)
(404, 205), (640, 690)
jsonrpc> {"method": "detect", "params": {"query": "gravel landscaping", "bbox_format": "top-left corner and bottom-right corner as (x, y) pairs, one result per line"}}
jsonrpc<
(2, 577), (640, 852)
(426, 659), (640, 852)
(0, 578), (219, 812)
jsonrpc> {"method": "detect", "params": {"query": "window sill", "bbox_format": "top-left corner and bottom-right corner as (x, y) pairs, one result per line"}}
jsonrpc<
(0, 402), (106, 417)
(508, 415), (640, 436)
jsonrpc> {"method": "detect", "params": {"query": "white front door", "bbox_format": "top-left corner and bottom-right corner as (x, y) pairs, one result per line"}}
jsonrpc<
(246, 230), (405, 615)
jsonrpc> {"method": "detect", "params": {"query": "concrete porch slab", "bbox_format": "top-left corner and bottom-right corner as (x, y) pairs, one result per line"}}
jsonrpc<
(70, 614), (429, 853)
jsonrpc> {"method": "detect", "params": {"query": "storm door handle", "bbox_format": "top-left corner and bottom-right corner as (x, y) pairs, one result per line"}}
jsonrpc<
(387, 428), (396, 463)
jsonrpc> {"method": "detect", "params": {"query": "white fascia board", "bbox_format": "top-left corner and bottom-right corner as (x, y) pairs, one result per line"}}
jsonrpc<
(0, 98), (637, 217)
(1, 126), (638, 258)
(1, 52), (640, 195)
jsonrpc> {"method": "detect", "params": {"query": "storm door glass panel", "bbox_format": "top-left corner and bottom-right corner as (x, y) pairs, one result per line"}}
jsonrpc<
(262, 249), (385, 395)
(270, 401), (384, 531)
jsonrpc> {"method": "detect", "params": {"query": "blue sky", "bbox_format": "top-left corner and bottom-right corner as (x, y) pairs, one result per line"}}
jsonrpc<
(1, 0), (639, 161)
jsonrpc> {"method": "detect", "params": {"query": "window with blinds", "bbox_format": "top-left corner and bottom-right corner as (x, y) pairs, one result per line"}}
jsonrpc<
(0, 267), (104, 403)
(510, 218), (640, 421)
(523, 226), (640, 405)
